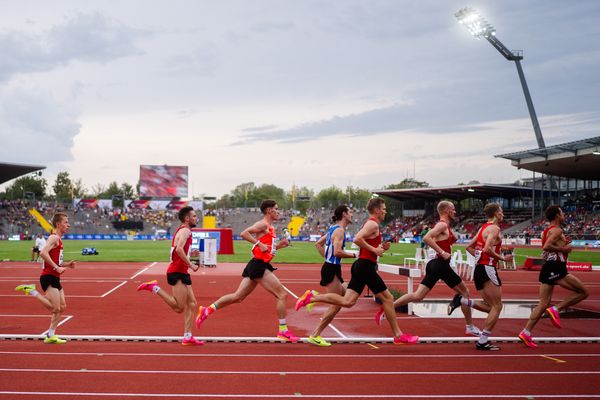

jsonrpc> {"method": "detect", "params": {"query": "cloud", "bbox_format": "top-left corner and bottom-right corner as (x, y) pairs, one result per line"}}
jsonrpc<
(0, 11), (142, 82)
(0, 87), (81, 164)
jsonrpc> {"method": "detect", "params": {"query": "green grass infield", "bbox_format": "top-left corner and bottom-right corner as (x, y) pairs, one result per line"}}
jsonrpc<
(1, 240), (599, 265)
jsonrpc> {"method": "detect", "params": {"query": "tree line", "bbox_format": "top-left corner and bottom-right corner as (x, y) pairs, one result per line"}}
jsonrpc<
(1, 172), (429, 212)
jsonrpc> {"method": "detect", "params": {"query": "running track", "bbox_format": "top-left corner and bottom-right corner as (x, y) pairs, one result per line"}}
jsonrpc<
(1, 260), (599, 399)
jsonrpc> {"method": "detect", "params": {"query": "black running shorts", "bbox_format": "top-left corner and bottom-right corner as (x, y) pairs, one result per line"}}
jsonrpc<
(320, 262), (344, 287)
(347, 258), (387, 295)
(539, 260), (568, 285)
(420, 257), (462, 290)
(242, 258), (277, 280)
(40, 274), (62, 292)
(473, 264), (502, 291)
(167, 272), (192, 286)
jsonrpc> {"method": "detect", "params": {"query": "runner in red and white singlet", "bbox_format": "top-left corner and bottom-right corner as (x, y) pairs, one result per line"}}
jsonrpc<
(463, 203), (514, 351)
(519, 205), (589, 349)
(194, 199), (300, 343)
(15, 213), (76, 344)
(296, 197), (419, 345)
(137, 206), (204, 346)
(391, 200), (481, 338)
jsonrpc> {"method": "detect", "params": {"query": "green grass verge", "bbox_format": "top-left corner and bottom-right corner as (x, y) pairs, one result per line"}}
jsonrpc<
(1, 240), (599, 265)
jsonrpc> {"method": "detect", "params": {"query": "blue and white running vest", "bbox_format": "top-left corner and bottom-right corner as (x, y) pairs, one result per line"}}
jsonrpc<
(324, 225), (346, 265)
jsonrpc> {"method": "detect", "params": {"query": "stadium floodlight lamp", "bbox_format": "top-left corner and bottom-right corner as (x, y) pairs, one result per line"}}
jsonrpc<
(455, 6), (546, 149)
(455, 7), (496, 39)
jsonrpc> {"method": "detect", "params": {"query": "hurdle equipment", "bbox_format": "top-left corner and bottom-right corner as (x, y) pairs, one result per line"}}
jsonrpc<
(377, 263), (422, 315)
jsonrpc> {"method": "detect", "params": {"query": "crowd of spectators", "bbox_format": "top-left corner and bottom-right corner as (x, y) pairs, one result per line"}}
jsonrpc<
(3, 199), (598, 241)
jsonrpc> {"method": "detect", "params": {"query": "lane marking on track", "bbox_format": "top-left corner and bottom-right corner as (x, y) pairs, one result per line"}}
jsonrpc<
(39, 315), (73, 336)
(0, 392), (599, 398)
(281, 284), (348, 339)
(541, 355), (567, 363)
(1, 368), (600, 375)
(100, 281), (128, 298)
(0, 351), (598, 359)
(130, 262), (157, 279)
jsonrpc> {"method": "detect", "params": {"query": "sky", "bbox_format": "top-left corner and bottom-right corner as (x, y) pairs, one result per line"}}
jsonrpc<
(1, 0), (599, 198)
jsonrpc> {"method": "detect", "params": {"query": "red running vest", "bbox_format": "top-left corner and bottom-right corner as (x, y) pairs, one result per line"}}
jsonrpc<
(475, 222), (502, 267)
(41, 235), (63, 278)
(541, 225), (568, 262)
(358, 217), (382, 262)
(167, 225), (193, 274)
(435, 221), (457, 259)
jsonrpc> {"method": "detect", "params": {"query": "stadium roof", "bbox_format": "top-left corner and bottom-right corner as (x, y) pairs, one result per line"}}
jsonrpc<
(495, 136), (600, 180)
(374, 183), (552, 201)
(0, 162), (46, 185)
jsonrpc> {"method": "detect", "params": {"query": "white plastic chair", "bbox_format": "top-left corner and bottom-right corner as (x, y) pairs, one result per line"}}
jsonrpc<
(449, 251), (460, 275)
(404, 247), (424, 269)
(464, 251), (476, 281)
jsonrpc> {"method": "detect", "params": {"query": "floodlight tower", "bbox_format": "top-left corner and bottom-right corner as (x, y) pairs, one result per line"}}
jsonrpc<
(455, 7), (546, 149)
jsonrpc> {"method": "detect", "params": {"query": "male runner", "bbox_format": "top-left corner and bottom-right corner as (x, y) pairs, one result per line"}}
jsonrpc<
(137, 206), (204, 346)
(457, 203), (513, 350)
(195, 199), (299, 342)
(15, 213), (76, 344)
(378, 200), (481, 336)
(307, 204), (356, 346)
(518, 205), (589, 348)
(296, 198), (418, 344)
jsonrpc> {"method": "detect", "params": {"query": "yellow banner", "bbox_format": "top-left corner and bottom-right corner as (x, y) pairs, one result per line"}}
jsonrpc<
(28, 209), (53, 233)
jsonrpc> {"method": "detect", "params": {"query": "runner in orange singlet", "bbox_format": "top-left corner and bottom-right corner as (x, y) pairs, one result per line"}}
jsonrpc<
(15, 213), (76, 344)
(195, 199), (299, 342)
(137, 206), (204, 345)
(296, 198), (418, 344)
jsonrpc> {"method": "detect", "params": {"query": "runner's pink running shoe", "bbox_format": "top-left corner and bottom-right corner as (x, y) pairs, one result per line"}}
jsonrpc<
(277, 330), (300, 343)
(375, 307), (385, 326)
(546, 306), (561, 328)
(518, 331), (538, 348)
(137, 280), (157, 292)
(195, 306), (210, 329)
(182, 337), (204, 346)
(295, 290), (316, 311)
(393, 333), (419, 344)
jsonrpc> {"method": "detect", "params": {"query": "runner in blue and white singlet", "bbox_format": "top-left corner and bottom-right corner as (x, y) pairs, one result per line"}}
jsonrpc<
(307, 205), (356, 346)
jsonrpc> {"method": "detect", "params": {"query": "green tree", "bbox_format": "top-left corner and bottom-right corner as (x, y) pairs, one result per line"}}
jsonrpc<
(53, 171), (74, 202)
(384, 178), (429, 189)
(121, 183), (136, 199)
(346, 186), (372, 209)
(315, 186), (346, 208)
(2, 174), (47, 201)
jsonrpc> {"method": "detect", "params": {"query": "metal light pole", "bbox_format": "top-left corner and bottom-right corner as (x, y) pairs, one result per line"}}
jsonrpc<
(455, 7), (546, 149)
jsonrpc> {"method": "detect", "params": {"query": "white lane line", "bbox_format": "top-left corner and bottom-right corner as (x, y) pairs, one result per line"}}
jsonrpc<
(0, 392), (597, 398)
(1, 368), (600, 375)
(39, 315), (74, 336)
(129, 262), (157, 279)
(281, 284), (348, 339)
(0, 351), (598, 359)
(0, 315), (55, 318)
(100, 281), (128, 298)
